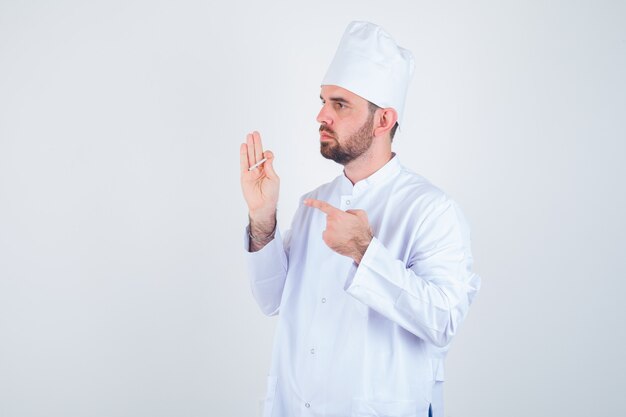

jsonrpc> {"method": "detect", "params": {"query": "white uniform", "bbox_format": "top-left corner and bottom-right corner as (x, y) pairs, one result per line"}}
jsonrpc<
(245, 155), (481, 417)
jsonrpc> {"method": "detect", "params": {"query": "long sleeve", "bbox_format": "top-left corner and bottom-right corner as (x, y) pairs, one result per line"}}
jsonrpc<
(345, 199), (481, 347)
(244, 227), (289, 316)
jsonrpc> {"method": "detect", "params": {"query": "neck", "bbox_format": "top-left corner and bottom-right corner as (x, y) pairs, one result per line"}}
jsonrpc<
(343, 146), (393, 184)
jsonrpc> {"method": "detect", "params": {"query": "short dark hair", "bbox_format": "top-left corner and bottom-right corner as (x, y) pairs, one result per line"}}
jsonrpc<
(368, 101), (399, 142)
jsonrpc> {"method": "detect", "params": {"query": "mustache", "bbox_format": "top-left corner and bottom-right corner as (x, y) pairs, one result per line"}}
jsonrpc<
(319, 125), (336, 137)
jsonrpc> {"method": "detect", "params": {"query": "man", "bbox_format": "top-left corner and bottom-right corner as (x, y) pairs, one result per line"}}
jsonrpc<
(239, 21), (480, 417)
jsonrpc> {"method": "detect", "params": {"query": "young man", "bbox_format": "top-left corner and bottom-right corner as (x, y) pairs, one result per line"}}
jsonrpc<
(240, 21), (481, 417)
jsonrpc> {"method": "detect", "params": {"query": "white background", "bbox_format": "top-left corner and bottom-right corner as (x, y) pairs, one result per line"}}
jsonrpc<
(1, 1), (625, 416)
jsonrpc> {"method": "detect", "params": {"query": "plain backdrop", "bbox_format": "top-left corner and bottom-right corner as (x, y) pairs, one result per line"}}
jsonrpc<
(1, 1), (625, 416)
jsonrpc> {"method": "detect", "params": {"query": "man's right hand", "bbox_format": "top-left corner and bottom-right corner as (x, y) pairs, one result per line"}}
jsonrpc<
(240, 131), (279, 236)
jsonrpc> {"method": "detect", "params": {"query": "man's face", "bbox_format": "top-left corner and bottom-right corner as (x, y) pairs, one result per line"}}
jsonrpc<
(317, 85), (375, 165)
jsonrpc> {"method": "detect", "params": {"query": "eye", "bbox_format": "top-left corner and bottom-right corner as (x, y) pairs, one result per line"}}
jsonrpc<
(334, 102), (345, 110)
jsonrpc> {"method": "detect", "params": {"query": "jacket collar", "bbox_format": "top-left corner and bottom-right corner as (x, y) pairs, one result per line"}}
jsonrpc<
(340, 153), (401, 197)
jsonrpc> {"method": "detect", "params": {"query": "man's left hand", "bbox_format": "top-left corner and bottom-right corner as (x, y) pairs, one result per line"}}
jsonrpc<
(304, 199), (373, 264)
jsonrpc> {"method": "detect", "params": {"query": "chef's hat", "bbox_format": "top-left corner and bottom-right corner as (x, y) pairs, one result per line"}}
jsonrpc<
(322, 21), (415, 126)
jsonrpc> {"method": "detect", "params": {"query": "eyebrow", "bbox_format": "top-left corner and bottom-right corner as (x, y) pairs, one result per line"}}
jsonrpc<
(320, 95), (351, 105)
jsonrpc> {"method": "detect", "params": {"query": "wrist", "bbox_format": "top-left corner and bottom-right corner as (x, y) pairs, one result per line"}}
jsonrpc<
(249, 207), (277, 223)
(248, 211), (277, 252)
(352, 233), (373, 264)
(249, 210), (277, 237)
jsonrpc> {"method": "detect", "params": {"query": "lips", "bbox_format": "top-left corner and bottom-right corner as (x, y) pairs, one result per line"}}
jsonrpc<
(319, 126), (336, 141)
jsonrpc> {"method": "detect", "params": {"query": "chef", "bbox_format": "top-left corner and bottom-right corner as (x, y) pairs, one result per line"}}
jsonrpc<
(239, 21), (481, 417)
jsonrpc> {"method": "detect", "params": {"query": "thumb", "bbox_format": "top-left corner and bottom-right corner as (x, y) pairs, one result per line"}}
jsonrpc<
(263, 150), (278, 177)
(347, 209), (368, 222)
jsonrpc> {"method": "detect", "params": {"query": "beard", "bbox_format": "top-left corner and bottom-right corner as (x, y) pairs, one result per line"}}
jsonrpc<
(319, 112), (375, 165)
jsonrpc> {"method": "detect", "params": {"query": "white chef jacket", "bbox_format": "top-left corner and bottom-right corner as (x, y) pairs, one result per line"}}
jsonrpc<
(245, 155), (480, 417)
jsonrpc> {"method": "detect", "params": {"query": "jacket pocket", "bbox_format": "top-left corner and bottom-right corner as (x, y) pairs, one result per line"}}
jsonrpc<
(351, 398), (430, 417)
(261, 376), (278, 417)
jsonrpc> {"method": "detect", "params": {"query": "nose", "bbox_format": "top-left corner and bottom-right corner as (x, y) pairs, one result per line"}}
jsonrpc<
(316, 104), (332, 126)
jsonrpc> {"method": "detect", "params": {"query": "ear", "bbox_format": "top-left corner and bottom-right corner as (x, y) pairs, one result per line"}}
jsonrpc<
(373, 107), (398, 139)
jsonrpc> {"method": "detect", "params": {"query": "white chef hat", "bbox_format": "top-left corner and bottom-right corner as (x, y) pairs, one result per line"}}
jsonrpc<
(322, 21), (415, 126)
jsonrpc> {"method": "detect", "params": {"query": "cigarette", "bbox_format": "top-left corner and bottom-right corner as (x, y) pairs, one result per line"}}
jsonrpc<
(248, 157), (267, 171)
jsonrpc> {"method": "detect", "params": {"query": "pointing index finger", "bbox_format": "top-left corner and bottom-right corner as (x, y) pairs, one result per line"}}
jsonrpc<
(304, 199), (342, 215)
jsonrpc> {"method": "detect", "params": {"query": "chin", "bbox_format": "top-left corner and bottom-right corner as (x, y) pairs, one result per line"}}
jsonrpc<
(319, 146), (333, 161)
